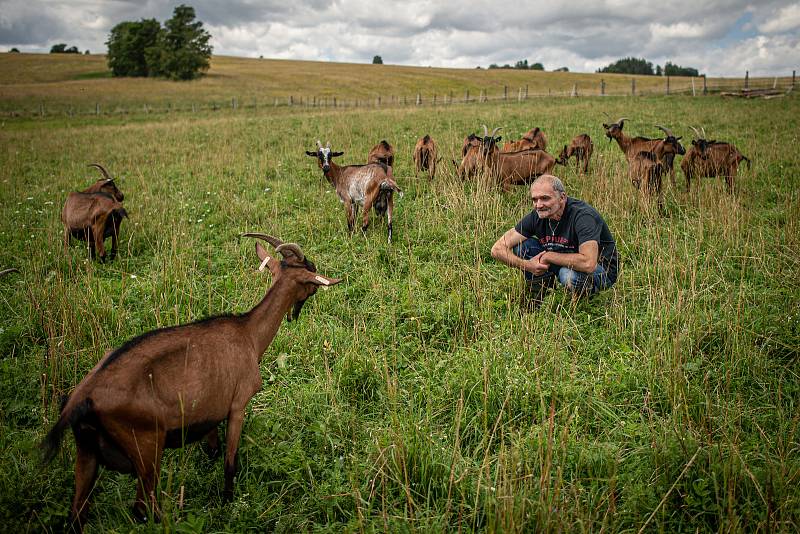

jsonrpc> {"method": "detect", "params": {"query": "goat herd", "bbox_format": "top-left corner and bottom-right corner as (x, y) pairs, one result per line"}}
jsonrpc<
(3, 117), (749, 531)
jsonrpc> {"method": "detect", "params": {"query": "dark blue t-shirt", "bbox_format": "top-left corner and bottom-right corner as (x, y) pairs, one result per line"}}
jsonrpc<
(515, 197), (618, 278)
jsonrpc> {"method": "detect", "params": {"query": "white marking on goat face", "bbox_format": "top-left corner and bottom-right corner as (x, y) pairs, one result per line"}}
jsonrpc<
(319, 148), (331, 169)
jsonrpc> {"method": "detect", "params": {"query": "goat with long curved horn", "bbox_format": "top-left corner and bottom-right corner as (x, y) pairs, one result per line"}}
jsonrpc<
(88, 163), (113, 181)
(655, 125), (675, 137)
(689, 126), (703, 139)
(490, 127), (503, 138)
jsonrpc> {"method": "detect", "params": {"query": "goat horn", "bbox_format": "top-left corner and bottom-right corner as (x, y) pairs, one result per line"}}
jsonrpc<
(689, 126), (703, 139)
(326, 141), (331, 149)
(88, 163), (112, 181)
(616, 117), (629, 126)
(0, 268), (19, 277)
(482, 124), (488, 136)
(316, 140), (322, 149)
(275, 243), (305, 262)
(701, 127), (707, 138)
(655, 125), (674, 137)
(490, 127), (502, 138)
(240, 232), (284, 249)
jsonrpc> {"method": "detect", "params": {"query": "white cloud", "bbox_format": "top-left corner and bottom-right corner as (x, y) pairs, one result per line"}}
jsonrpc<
(758, 3), (800, 33)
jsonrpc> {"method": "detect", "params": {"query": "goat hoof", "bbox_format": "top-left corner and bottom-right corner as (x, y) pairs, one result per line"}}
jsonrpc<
(132, 506), (148, 524)
(223, 489), (234, 502)
(202, 443), (221, 460)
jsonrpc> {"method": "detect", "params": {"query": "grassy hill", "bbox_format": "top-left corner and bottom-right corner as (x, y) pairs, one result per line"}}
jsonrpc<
(0, 53), (790, 116)
(0, 53), (798, 532)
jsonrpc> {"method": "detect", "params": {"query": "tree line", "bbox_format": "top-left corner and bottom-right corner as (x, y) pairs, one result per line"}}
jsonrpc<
(106, 4), (212, 80)
(598, 57), (701, 77)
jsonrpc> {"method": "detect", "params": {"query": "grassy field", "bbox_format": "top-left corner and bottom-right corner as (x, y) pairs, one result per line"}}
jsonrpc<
(0, 57), (799, 532)
(0, 53), (793, 117)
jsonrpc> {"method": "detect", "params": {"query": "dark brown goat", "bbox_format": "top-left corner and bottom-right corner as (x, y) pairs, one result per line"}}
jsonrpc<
(681, 128), (750, 191)
(412, 134), (438, 180)
(501, 127), (547, 152)
(602, 119), (684, 185)
(367, 140), (395, 168)
(61, 164), (128, 261)
(495, 148), (557, 191)
(41, 234), (341, 531)
(307, 141), (403, 243)
(556, 134), (594, 173)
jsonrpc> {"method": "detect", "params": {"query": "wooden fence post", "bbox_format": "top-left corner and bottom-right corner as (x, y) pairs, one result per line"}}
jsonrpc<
(449, 90), (454, 104)
(433, 94), (437, 105)
(289, 96), (293, 106)
(503, 85), (508, 100)
(745, 71), (749, 90)
(601, 79), (605, 96)
(666, 76), (670, 95)
(40, 102), (45, 117)
(703, 75), (707, 95)
(465, 89), (469, 103)
(631, 78), (636, 96)
(518, 87), (523, 102)
(416, 93), (421, 105)
(793, 70), (796, 87)
(691, 78), (696, 96)
(525, 84), (529, 99)
(571, 84), (577, 97)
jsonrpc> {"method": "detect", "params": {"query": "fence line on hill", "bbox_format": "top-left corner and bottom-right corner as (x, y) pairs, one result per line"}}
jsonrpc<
(4, 71), (795, 119)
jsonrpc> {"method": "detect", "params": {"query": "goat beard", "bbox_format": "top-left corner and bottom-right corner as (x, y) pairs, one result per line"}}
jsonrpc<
(287, 299), (307, 322)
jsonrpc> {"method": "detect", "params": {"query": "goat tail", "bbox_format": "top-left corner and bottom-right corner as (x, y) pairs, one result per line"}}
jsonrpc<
(41, 396), (93, 464)
(741, 154), (751, 169)
(380, 178), (404, 199)
(115, 206), (129, 219)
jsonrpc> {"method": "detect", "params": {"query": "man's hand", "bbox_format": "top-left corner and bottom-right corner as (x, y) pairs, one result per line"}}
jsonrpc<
(527, 251), (550, 276)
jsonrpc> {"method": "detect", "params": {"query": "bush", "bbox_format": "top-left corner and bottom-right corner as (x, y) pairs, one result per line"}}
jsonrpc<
(598, 57), (654, 75)
(372, 55), (383, 64)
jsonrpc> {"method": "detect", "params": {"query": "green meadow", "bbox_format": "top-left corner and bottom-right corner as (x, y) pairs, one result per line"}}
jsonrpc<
(0, 54), (799, 532)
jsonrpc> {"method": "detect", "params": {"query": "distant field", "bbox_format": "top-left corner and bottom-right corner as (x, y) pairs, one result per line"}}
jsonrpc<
(0, 53), (799, 532)
(0, 53), (793, 116)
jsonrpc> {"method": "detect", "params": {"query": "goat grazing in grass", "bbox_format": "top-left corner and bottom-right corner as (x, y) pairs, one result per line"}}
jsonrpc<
(556, 134), (593, 174)
(413, 134), (438, 180)
(501, 127), (547, 152)
(681, 127), (750, 192)
(602, 119), (684, 185)
(41, 233), (341, 531)
(307, 140), (403, 243)
(367, 140), (395, 168)
(61, 164), (128, 261)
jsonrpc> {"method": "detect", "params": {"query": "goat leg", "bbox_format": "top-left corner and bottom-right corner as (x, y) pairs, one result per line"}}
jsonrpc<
(344, 200), (355, 233)
(92, 216), (108, 262)
(63, 225), (70, 251)
(386, 195), (394, 244)
(203, 427), (221, 460)
(69, 444), (99, 532)
(223, 409), (246, 501)
(361, 194), (375, 234)
(131, 435), (163, 524)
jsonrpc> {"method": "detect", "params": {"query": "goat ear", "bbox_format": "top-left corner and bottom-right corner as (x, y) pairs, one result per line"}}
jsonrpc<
(305, 151), (318, 157)
(308, 273), (342, 288)
(330, 151), (344, 157)
(602, 123), (609, 129)
(255, 242), (281, 276)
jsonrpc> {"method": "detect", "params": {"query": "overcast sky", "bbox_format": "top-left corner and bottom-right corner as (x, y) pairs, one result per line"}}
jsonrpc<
(1, 1), (798, 77)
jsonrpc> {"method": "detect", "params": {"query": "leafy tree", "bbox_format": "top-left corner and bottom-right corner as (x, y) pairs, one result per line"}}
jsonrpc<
(598, 57), (654, 75)
(372, 55), (383, 64)
(147, 5), (212, 80)
(106, 19), (162, 77)
(664, 61), (700, 77)
(50, 43), (67, 53)
(656, 65), (662, 76)
(531, 62), (544, 71)
(514, 59), (529, 69)
(9, 48), (20, 53)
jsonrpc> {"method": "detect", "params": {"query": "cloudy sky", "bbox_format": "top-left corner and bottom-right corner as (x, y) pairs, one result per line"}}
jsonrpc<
(1, 1), (798, 77)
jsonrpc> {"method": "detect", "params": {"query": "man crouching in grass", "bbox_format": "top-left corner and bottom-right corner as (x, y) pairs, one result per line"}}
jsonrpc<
(491, 174), (619, 306)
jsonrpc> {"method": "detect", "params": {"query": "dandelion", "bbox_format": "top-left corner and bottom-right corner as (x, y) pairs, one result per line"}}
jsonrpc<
(130, 274), (137, 279)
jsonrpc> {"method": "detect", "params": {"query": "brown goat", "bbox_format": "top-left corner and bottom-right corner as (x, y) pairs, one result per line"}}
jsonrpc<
(501, 127), (547, 152)
(307, 141), (403, 243)
(412, 134), (438, 180)
(456, 125), (502, 179)
(556, 134), (594, 173)
(41, 234), (341, 530)
(495, 148), (557, 191)
(367, 140), (395, 168)
(61, 164), (128, 261)
(602, 119), (684, 185)
(681, 128), (750, 191)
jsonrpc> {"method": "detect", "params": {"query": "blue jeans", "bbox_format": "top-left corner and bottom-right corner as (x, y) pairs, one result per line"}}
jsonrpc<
(513, 238), (615, 296)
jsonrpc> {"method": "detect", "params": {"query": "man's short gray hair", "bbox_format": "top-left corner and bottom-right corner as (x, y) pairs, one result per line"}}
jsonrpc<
(532, 174), (566, 195)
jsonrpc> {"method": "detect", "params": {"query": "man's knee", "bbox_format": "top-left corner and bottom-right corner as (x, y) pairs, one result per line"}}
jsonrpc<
(558, 267), (592, 295)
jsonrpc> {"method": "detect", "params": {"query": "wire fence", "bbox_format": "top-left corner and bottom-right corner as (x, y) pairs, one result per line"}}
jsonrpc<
(4, 71), (795, 119)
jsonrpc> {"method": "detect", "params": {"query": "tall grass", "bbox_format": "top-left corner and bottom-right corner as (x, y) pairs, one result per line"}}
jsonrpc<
(0, 93), (798, 532)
